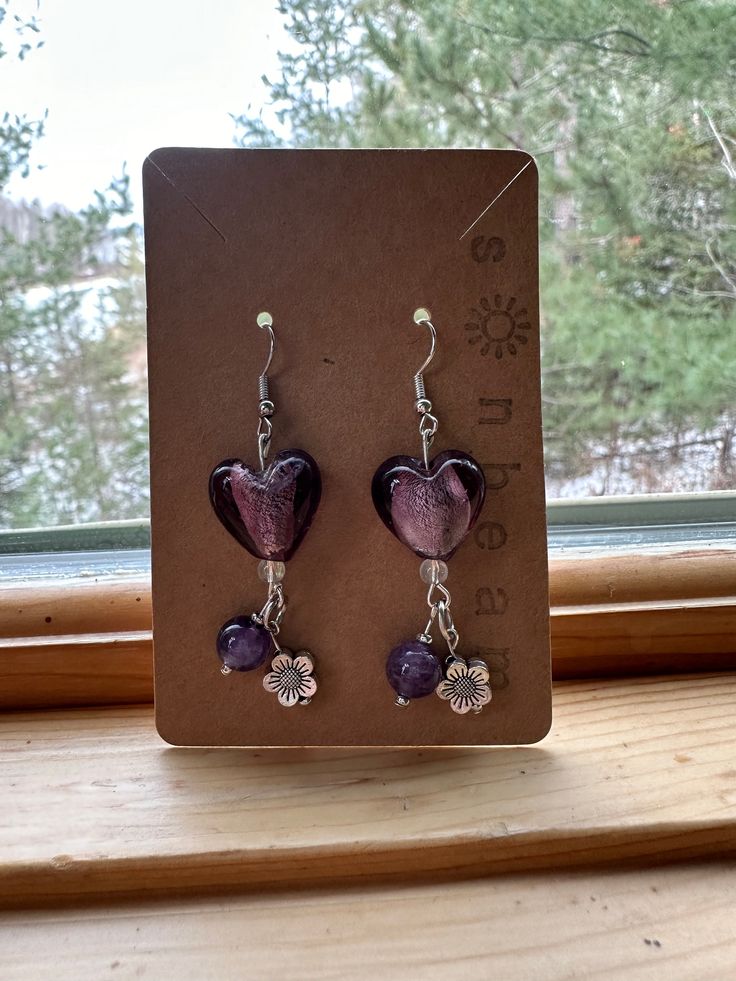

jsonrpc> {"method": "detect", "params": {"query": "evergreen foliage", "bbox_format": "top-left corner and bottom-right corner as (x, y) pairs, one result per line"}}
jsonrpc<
(0, 2), (148, 527)
(236, 0), (736, 494)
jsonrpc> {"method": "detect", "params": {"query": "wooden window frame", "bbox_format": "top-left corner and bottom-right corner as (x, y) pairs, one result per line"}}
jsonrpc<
(1, 494), (735, 709)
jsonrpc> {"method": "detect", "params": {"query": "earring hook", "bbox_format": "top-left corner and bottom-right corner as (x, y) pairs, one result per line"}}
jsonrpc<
(412, 307), (436, 380)
(411, 308), (439, 469)
(256, 311), (275, 469)
(256, 311), (275, 379)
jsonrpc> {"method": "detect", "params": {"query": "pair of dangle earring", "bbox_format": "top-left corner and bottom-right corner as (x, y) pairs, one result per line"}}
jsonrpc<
(208, 308), (490, 716)
(372, 309), (492, 715)
(209, 312), (321, 707)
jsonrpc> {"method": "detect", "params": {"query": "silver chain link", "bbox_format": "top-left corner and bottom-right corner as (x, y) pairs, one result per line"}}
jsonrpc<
(255, 581), (287, 652)
(418, 567), (459, 657)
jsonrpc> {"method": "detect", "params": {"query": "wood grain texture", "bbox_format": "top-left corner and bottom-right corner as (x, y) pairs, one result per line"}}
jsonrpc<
(550, 548), (736, 676)
(549, 548), (736, 606)
(0, 633), (153, 709)
(2, 864), (735, 981)
(0, 577), (151, 638)
(551, 601), (736, 677)
(1, 546), (735, 708)
(0, 576), (153, 708)
(1, 674), (735, 908)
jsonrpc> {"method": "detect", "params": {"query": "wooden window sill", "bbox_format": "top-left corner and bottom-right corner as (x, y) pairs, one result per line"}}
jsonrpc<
(2, 673), (735, 910)
(3, 863), (735, 980)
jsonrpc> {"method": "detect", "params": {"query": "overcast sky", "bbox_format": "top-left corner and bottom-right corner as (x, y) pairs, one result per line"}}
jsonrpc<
(3, 0), (286, 217)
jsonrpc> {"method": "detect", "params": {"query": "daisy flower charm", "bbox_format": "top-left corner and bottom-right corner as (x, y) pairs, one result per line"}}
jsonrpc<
(437, 657), (492, 715)
(263, 649), (317, 707)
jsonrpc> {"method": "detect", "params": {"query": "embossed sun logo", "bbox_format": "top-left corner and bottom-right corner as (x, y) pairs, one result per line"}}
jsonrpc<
(465, 295), (531, 359)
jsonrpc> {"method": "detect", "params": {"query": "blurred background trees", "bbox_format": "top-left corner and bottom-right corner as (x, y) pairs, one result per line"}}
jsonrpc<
(1, 0), (735, 527)
(0, 2), (148, 526)
(237, 0), (736, 495)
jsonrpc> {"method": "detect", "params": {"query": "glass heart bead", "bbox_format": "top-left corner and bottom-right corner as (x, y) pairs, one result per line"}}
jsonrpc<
(216, 615), (272, 672)
(386, 639), (442, 703)
(209, 449), (322, 562)
(371, 450), (486, 561)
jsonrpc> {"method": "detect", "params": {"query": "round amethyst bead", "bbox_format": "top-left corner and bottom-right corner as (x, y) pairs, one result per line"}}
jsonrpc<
(216, 615), (271, 672)
(386, 639), (442, 701)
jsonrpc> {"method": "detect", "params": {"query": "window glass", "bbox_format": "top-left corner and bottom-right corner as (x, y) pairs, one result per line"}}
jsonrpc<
(1, 1), (734, 531)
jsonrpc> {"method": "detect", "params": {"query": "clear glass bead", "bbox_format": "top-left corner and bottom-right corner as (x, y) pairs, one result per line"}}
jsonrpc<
(419, 558), (448, 584)
(257, 559), (286, 584)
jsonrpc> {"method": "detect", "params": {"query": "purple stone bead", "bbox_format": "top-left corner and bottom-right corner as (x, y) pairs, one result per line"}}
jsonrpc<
(386, 639), (442, 700)
(371, 450), (485, 561)
(216, 615), (272, 671)
(210, 449), (322, 562)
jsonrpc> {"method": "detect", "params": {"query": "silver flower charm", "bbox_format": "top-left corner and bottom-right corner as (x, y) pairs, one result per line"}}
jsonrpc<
(437, 657), (492, 715)
(263, 650), (317, 706)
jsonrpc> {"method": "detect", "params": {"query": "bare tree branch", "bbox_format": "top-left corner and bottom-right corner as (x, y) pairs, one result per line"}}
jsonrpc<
(704, 108), (736, 181)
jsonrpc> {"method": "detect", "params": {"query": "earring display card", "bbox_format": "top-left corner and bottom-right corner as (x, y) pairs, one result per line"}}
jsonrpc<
(143, 147), (551, 747)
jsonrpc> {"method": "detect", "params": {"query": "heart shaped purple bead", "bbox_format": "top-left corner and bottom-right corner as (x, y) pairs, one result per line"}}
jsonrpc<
(372, 449), (485, 561)
(210, 449), (321, 561)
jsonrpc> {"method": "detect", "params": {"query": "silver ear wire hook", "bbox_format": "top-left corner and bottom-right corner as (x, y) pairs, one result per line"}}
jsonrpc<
(256, 311), (275, 469)
(257, 311), (275, 379)
(412, 307), (436, 387)
(412, 308), (439, 469)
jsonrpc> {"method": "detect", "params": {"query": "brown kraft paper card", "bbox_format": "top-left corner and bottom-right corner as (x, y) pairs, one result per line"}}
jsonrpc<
(143, 147), (551, 747)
